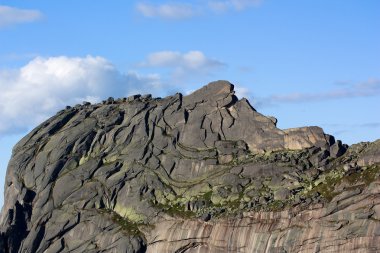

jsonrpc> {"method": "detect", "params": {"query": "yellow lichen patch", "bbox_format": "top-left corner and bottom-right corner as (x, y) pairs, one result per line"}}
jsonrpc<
(182, 183), (212, 200)
(79, 155), (89, 165)
(114, 204), (146, 223)
(154, 190), (167, 205)
(102, 154), (118, 164)
(211, 194), (225, 205)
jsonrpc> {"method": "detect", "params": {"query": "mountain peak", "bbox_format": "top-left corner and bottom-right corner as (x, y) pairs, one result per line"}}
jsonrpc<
(1, 81), (379, 253)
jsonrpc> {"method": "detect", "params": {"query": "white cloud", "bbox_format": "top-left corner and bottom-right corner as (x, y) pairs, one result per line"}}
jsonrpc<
(254, 79), (380, 107)
(138, 50), (225, 83)
(136, 0), (262, 19)
(0, 5), (42, 28)
(140, 50), (225, 71)
(270, 79), (380, 103)
(230, 0), (262, 10)
(136, 2), (195, 19)
(235, 86), (251, 99)
(0, 56), (165, 135)
(209, 0), (262, 12)
(0, 53), (228, 136)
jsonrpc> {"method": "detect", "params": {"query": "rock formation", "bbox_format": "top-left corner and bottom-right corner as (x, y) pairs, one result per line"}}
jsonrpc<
(0, 80), (379, 252)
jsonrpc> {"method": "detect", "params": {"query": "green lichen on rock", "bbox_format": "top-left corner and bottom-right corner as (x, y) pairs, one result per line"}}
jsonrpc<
(114, 204), (146, 223)
(99, 209), (145, 236)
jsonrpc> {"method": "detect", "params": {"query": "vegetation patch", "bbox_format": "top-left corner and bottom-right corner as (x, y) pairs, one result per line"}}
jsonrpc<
(155, 202), (196, 219)
(99, 209), (144, 236)
(265, 200), (286, 211)
(114, 204), (146, 223)
(305, 165), (380, 202)
(344, 165), (380, 186)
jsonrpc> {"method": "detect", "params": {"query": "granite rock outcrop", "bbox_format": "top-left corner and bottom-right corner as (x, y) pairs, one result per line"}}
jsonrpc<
(0, 81), (379, 252)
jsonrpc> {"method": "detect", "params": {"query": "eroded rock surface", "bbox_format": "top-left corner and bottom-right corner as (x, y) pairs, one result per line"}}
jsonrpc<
(0, 81), (379, 252)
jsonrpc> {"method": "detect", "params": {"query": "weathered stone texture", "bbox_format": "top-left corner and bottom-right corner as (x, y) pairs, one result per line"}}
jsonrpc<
(0, 81), (379, 253)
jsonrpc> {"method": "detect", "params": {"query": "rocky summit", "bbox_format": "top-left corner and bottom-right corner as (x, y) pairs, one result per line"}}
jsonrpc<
(1, 80), (380, 253)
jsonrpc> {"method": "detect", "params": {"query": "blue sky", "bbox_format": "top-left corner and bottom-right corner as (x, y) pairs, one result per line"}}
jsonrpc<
(0, 0), (379, 206)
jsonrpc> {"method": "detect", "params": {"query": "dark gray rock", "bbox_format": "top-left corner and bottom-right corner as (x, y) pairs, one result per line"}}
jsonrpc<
(330, 140), (348, 158)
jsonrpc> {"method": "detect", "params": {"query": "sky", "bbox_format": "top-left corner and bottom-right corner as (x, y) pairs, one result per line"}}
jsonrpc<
(0, 0), (379, 206)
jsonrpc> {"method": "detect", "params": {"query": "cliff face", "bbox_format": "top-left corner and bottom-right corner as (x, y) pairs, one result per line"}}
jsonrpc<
(0, 81), (379, 253)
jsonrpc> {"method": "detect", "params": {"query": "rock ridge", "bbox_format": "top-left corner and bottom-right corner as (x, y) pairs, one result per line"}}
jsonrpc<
(0, 80), (379, 253)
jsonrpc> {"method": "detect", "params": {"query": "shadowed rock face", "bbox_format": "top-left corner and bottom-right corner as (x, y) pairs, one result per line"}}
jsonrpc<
(0, 80), (379, 253)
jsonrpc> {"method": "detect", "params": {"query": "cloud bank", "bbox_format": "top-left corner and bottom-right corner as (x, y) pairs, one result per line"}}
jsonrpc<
(0, 51), (226, 136)
(254, 79), (380, 107)
(208, 0), (262, 12)
(140, 50), (225, 70)
(0, 56), (162, 135)
(135, 0), (262, 19)
(136, 2), (196, 19)
(139, 50), (225, 83)
(0, 5), (42, 28)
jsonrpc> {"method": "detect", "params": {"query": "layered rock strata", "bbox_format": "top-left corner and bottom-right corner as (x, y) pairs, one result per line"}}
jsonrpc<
(0, 81), (379, 253)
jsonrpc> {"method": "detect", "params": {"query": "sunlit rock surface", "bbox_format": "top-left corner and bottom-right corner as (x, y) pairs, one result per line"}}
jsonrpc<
(146, 182), (380, 252)
(0, 81), (379, 252)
